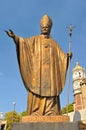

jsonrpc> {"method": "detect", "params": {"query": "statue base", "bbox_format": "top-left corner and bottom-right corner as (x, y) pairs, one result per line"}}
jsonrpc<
(21, 115), (70, 122)
(12, 116), (80, 130)
(12, 122), (79, 130)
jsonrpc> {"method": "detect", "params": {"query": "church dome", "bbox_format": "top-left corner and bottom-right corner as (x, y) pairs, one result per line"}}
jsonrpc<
(72, 62), (84, 72)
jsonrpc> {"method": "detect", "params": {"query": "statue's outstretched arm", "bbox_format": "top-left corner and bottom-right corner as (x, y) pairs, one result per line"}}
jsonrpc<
(5, 29), (19, 45)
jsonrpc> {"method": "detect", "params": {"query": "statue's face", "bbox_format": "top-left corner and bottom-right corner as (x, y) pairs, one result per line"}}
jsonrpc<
(41, 25), (51, 35)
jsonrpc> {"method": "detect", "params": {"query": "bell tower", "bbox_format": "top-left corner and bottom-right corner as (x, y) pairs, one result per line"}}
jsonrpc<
(72, 62), (86, 111)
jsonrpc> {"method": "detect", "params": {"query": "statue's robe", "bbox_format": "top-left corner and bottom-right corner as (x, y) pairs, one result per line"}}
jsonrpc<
(16, 35), (68, 115)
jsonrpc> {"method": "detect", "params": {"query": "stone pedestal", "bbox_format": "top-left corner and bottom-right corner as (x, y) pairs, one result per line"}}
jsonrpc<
(12, 122), (79, 130)
(21, 115), (70, 122)
(12, 116), (79, 130)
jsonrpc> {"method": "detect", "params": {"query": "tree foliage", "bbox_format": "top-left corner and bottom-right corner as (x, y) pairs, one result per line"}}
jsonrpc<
(61, 103), (74, 114)
(5, 111), (20, 130)
(20, 111), (27, 117)
(4, 110), (27, 130)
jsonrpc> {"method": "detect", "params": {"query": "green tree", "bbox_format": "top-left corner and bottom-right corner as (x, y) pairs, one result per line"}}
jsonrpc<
(68, 103), (74, 113)
(5, 111), (20, 130)
(20, 111), (27, 117)
(61, 107), (66, 114)
(19, 111), (27, 121)
(61, 103), (74, 114)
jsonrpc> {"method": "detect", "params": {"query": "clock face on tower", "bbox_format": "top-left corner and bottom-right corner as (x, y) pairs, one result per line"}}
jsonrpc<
(73, 80), (82, 95)
(73, 71), (83, 79)
(73, 71), (79, 79)
(73, 81), (80, 89)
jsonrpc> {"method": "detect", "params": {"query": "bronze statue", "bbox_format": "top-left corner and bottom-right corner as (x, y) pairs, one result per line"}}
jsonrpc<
(5, 14), (72, 116)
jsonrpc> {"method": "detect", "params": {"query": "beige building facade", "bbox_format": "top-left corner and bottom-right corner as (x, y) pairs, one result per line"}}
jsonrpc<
(72, 62), (86, 111)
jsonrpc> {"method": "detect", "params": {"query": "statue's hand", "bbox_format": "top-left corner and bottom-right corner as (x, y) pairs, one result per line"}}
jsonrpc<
(67, 52), (72, 59)
(5, 29), (15, 38)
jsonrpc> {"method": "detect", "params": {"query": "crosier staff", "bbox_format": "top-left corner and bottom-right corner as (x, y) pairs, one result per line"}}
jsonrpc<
(66, 24), (75, 115)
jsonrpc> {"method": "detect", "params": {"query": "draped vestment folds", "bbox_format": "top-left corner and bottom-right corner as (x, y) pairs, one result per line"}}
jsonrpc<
(16, 35), (68, 115)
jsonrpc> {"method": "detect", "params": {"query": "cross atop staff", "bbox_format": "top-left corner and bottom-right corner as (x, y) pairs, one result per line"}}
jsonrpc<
(67, 24), (75, 52)
(68, 24), (75, 37)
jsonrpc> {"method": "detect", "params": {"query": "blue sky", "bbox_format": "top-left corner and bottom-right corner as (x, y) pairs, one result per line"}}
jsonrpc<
(0, 0), (86, 114)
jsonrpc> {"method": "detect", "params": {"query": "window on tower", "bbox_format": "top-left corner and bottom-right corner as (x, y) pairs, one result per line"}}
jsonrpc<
(79, 72), (81, 77)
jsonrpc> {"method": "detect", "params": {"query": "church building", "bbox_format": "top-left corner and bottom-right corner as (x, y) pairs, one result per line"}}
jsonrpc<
(68, 62), (86, 122)
(72, 62), (86, 111)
